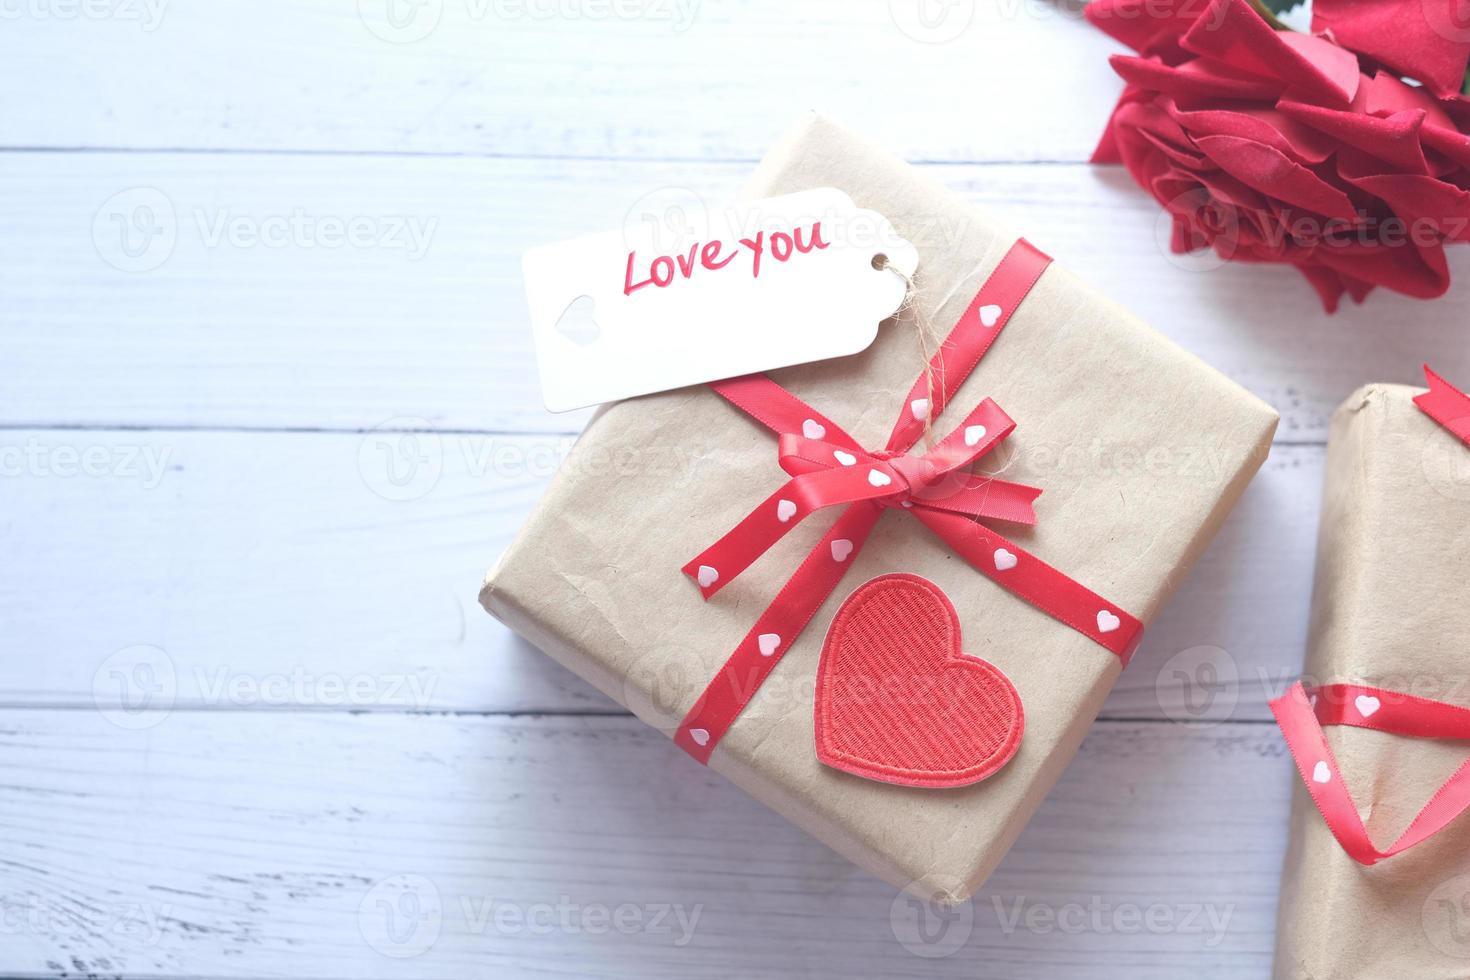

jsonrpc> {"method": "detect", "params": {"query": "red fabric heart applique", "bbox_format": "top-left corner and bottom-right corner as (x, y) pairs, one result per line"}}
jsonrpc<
(814, 573), (1024, 788)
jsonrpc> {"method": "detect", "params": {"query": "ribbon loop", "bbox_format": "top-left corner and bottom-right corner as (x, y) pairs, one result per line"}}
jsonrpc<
(1271, 682), (1470, 864)
(1270, 365), (1470, 858)
(688, 399), (1034, 597)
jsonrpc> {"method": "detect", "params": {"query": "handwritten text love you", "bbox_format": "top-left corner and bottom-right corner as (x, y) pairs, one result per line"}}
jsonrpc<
(624, 222), (830, 296)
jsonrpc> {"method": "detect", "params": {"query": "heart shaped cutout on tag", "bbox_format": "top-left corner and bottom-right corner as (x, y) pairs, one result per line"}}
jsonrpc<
(814, 573), (1023, 788)
(553, 294), (601, 346)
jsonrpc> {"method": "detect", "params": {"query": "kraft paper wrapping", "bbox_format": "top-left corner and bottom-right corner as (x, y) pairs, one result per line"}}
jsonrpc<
(482, 114), (1277, 903)
(1274, 383), (1470, 979)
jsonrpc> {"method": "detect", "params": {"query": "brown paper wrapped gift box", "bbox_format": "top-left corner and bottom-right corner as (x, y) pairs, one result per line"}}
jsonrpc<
(483, 114), (1278, 903)
(1274, 383), (1470, 979)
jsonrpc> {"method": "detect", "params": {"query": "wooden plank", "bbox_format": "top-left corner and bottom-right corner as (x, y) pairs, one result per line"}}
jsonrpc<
(0, 428), (1317, 720)
(0, 0), (1129, 161)
(0, 710), (1287, 978)
(6, 152), (1467, 439)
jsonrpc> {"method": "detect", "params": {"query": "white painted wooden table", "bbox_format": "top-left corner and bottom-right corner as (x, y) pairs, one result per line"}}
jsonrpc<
(5, 3), (1470, 977)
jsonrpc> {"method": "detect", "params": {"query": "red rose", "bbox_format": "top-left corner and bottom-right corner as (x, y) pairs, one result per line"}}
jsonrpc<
(1088, 0), (1470, 311)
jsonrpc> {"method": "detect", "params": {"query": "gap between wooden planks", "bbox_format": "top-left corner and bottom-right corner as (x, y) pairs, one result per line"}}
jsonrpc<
(0, 709), (1286, 980)
(0, 427), (1317, 720)
(3, 153), (1465, 438)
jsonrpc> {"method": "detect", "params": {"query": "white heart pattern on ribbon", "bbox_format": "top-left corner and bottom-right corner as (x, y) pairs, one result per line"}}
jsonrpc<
(1355, 695), (1381, 718)
(1096, 610), (1121, 634)
(691, 728), (710, 747)
(993, 548), (1017, 571)
(1312, 761), (1331, 784)
(776, 499), (797, 523)
(910, 398), (931, 421)
(758, 633), (780, 657)
(831, 539), (854, 562)
(697, 565), (719, 588)
(979, 304), (1002, 328)
(964, 425), (987, 447)
(833, 450), (857, 466)
(868, 469), (892, 488)
(803, 419), (826, 440)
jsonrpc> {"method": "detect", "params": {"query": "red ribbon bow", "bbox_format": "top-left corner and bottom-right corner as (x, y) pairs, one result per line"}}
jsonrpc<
(673, 240), (1145, 764)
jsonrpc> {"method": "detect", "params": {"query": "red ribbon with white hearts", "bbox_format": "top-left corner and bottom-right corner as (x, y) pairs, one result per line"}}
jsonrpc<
(1414, 363), (1470, 446)
(1270, 682), (1470, 864)
(1267, 365), (1470, 861)
(673, 239), (1145, 763)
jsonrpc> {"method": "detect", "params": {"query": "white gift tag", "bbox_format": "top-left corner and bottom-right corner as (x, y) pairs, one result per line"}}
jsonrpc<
(523, 188), (919, 412)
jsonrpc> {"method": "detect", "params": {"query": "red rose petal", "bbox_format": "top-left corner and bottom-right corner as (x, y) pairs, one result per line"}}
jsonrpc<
(1181, 0), (1359, 106)
(1295, 263), (1349, 312)
(1194, 134), (1359, 219)
(1312, 0), (1470, 99)
(1421, 125), (1470, 171)
(1357, 70), (1457, 128)
(1344, 172), (1470, 242)
(1277, 102), (1431, 174)
(1314, 237), (1452, 299)
(1164, 100), (1338, 165)
(1109, 53), (1283, 102)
